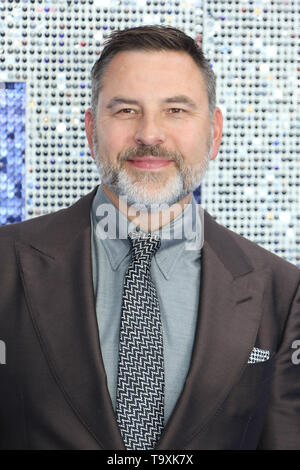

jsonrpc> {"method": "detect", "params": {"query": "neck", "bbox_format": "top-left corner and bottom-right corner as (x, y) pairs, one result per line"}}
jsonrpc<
(101, 183), (192, 232)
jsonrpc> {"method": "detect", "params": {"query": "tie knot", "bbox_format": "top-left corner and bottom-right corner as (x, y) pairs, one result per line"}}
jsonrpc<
(128, 231), (161, 262)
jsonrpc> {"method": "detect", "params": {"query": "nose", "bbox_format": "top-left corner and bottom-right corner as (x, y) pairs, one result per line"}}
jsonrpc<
(134, 113), (165, 147)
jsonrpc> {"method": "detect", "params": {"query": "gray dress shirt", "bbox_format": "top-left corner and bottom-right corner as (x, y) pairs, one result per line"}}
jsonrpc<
(90, 185), (203, 425)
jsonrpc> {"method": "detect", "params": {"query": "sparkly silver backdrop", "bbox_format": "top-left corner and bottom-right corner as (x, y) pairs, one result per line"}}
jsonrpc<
(202, 0), (299, 267)
(0, 0), (299, 267)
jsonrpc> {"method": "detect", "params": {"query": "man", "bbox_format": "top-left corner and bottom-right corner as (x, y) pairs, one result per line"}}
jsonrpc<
(0, 26), (299, 450)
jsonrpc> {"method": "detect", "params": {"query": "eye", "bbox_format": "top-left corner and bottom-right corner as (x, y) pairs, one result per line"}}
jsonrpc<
(117, 108), (137, 114)
(167, 108), (186, 114)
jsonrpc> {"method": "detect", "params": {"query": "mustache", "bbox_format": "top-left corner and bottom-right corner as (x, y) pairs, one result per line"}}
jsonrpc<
(118, 145), (183, 164)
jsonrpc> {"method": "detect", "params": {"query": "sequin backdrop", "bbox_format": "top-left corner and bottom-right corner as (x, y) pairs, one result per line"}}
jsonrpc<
(0, 0), (299, 267)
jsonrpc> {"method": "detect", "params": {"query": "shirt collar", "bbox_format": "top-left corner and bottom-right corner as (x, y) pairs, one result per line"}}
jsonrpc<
(90, 184), (202, 280)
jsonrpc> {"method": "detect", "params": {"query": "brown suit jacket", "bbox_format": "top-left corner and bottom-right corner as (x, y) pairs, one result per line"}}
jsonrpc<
(0, 187), (299, 449)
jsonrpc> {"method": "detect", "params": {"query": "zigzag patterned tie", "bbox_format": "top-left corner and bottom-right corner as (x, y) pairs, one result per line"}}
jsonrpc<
(116, 231), (165, 450)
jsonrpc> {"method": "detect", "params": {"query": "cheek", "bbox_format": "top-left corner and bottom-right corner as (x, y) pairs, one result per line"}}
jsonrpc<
(98, 122), (132, 156)
(173, 128), (207, 164)
(96, 127), (122, 160)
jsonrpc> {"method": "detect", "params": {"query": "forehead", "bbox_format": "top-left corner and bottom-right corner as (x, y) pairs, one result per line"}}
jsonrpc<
(99, 49), (208, 101)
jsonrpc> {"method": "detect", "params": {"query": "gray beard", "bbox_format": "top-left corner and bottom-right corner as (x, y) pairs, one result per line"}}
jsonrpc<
(92, 131), (213, 212)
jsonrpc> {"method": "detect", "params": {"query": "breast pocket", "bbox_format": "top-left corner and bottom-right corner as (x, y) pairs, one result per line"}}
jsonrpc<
(241, 352), (276, 387)
(216, 353), (276, 425)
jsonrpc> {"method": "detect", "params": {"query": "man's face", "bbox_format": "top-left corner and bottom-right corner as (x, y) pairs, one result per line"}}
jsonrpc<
(85, 50), (222, 209)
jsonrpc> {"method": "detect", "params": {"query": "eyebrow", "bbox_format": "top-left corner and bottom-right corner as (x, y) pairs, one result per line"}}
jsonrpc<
(105, 95), (198, 110)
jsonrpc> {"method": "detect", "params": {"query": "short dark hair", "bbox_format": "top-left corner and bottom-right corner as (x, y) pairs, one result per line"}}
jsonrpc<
(90, 25), (216, 119)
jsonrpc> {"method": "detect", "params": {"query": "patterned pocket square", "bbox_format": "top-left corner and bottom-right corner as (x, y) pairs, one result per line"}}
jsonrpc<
(248, 347), (270, 364)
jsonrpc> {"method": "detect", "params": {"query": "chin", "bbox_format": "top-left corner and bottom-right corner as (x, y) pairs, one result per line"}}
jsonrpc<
(112, 167), (189, 208)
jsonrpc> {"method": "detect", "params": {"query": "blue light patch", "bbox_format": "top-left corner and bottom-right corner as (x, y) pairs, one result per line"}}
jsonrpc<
(0, 82), (26, 225)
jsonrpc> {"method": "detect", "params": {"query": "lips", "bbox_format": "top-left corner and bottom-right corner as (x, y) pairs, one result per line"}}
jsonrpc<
(127, 156), (172, 170)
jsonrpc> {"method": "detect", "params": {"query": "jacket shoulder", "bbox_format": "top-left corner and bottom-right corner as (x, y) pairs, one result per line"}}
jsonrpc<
(0, 207), (69, 244)
(0, 187), (98, 246)
(204, 210), (299, 277)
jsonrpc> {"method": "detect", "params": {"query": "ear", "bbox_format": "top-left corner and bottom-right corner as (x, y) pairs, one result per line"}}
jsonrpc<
(85, 108), (96, 160)
(209, 106), (223, 161)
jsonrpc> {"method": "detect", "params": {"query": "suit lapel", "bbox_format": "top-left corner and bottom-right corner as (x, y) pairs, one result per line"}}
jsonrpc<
(16, 188), (125, 450)
(156, 212), (270, 449)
